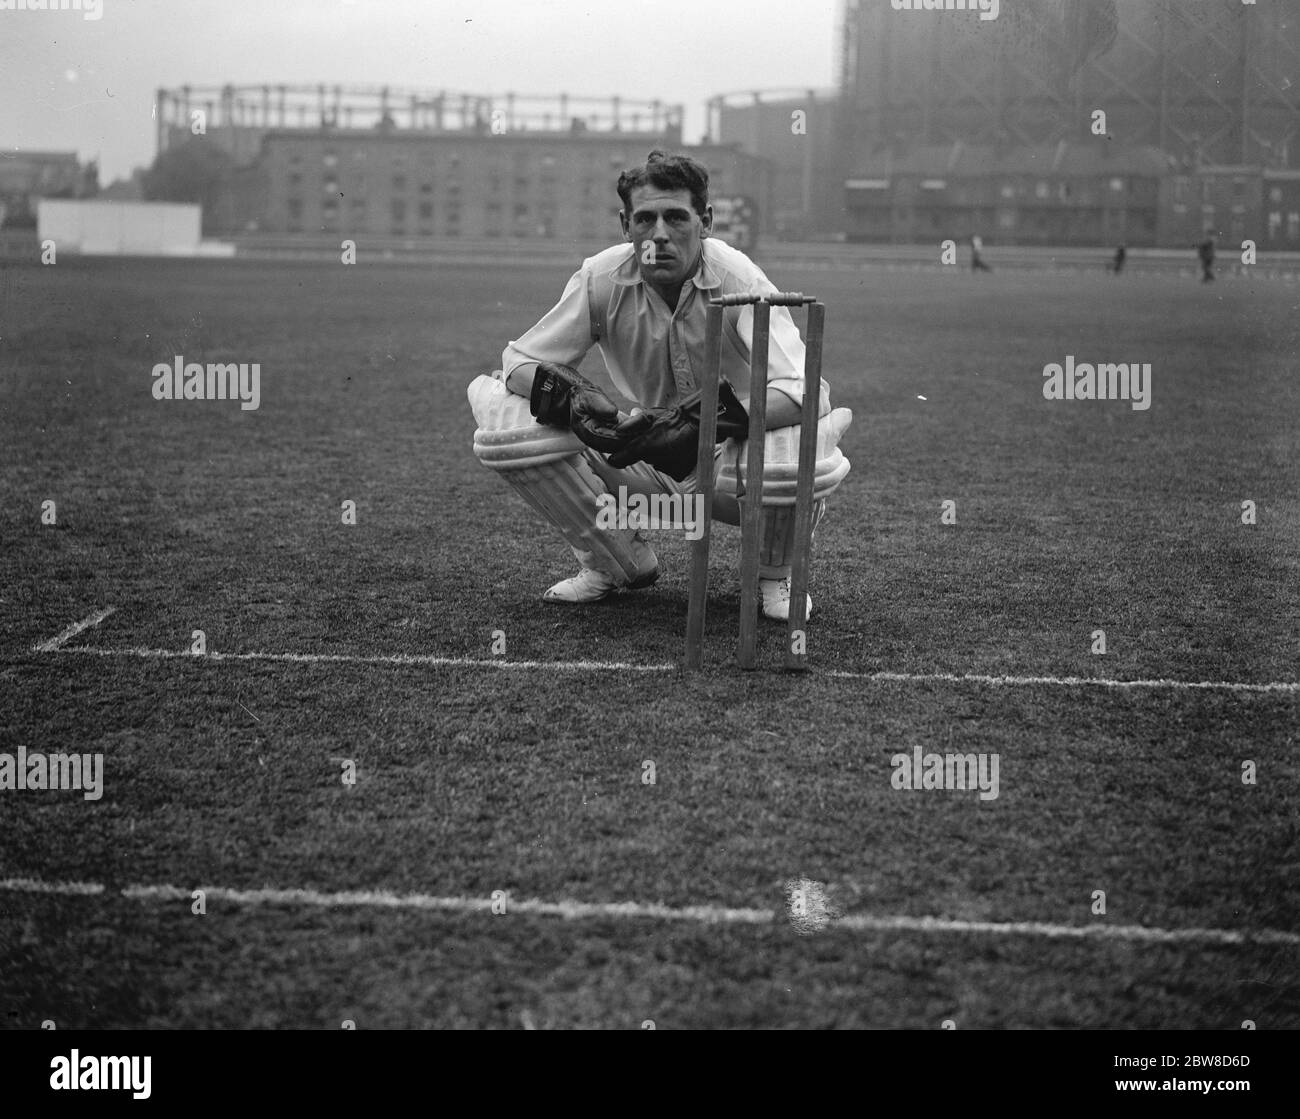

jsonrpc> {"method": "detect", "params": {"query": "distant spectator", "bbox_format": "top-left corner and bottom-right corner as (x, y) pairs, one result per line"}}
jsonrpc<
(1197, 234), (1216, 283)
(970, 234), (992, 273)
(1111, 244), (1126, 274)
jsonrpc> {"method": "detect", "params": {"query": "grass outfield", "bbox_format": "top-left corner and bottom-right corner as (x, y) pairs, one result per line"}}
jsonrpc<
(1, 256), (1297, 1029)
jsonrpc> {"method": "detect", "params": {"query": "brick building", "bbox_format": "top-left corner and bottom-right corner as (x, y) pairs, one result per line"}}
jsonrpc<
(1262, 170), (1300, 250)
(0, 151), (97, 229)
(844, 142), (1169, 246)
(251, 130), (769, 243)
(155, 86), (771, 243)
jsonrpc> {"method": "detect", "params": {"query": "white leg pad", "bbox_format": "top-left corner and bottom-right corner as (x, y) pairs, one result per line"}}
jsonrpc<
(717, 406), (853, 505)
(757, 500), (828, 572)
(467, 374), (657, 586)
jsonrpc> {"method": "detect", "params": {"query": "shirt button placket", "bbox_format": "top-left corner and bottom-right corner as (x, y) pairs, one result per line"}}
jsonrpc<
(672, 317), (692, 394)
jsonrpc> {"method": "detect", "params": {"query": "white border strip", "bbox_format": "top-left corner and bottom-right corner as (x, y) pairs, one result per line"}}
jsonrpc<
(40, 643), (1300, 691)
(45, 645), (675, 673)
(30, 607), (1299, 691)
(831, 670), (1300, 694)
(32, 607), (117, 653)
(2, 878), (1295, 946)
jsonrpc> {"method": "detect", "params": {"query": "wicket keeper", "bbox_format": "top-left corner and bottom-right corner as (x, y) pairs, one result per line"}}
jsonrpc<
(467, 151), (851, 621)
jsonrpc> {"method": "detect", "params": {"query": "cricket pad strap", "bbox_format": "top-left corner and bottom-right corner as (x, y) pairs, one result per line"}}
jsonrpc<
(467, 374), (655, 586)
(717, 407), (853, 505)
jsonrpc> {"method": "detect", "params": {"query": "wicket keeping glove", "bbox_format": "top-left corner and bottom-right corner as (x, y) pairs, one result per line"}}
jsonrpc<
(529, 362), (623, 452)
(606, 380), (749, 482)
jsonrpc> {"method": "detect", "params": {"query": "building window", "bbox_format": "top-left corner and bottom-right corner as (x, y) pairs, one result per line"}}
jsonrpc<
(418, 201), (433, 220)
(1110, 177), (1124, 193)
(420, 182), (433, 194)
(1000, 183), (1015, 199)
(1036, 181), (1050, 199)
(1058, 183), (1072, 202)
(323, 151), (338, 169)
(1268, 211), (1281, 239)
(323, 179), (338, 195)
(353, 149), (367, 163)
(288, 172), (302, 188)
(1270, 187), (1283, 204)
(1201, 179), (1213, 203)
(391, 199), (406, 225)
(287, 197), (302, 219)
(1289, 212), (1300, 240)
(1174, 177), (1190, 203)
(392, 174), (406, 191)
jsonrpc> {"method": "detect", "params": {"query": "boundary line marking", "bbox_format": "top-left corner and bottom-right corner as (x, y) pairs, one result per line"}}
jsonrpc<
(831, 670), (1300, 695)
(44, 646), (675, 673)
(28, 606), (1299, 692)
(2, 878), (1295, 946)
(38, 643), (1300, 692)
(32, 607), (116, 653)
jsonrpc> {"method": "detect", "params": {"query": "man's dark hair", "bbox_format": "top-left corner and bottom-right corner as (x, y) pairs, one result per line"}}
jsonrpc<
(617, 150), (710, 217)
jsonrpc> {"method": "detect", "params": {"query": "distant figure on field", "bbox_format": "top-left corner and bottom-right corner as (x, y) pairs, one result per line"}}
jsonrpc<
(1197, 234), (1216, 283)
(970, 234), (992, 272)
(1111, 244), (1126, 274)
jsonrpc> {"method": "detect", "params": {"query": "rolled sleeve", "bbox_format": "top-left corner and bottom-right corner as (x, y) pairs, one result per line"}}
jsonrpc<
(739, 300), (832, 418)
(500, 267), (594, 384)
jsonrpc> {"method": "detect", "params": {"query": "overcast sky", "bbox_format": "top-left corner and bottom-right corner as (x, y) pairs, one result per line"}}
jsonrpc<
(0, 0), (837, 182)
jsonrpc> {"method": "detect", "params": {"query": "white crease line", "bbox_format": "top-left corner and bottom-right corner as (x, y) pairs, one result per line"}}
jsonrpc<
(38, 643), (1300, 691)
(0, 877), (106, 897)
(31, 607), (117, 653)
(832, 670), (1300, 694)
(2, 878), (1295, 946)
(45, 646), (676, 673)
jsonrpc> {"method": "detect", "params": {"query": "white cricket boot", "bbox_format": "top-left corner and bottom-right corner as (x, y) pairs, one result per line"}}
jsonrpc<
(759, 576), (812, 622)
(543, 563), (659, 604)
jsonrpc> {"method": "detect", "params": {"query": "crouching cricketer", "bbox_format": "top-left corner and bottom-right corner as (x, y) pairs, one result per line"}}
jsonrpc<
(467, 150), (852, 621)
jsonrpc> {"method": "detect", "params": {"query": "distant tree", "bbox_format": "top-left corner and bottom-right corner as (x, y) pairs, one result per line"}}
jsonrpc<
(142, 139), (233, 233)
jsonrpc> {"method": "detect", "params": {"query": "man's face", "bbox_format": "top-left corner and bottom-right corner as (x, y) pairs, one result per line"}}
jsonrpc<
(620, 185), (712, 292)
